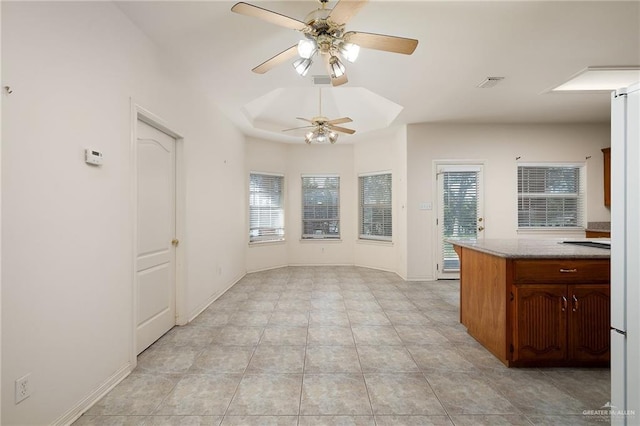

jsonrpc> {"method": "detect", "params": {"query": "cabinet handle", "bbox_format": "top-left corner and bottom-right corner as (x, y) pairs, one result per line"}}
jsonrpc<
(572, 295), (579, 312)
(559, 268), (578, 273)
(562, 296), (567, 312)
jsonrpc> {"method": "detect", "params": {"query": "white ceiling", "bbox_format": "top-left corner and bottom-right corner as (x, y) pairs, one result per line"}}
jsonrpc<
(116, 0), (640, 143)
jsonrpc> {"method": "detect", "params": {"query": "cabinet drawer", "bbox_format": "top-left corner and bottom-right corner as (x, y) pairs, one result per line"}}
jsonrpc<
(585, 230), (611, 238)
(513, 259), (610, 284)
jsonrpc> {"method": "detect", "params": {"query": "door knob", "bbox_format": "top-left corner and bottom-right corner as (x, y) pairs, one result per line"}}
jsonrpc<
(171, 239), (179, 246)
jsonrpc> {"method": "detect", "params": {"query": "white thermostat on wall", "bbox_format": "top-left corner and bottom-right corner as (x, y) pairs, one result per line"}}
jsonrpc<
(85, 148), (103, 166)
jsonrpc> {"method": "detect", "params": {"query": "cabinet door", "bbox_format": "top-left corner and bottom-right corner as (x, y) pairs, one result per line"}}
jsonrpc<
(513, 285), (567, 363)
(569, 284), (610, 362)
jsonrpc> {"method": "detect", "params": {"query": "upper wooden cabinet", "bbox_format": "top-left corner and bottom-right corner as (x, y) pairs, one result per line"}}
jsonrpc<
(603, 147), (611, 207)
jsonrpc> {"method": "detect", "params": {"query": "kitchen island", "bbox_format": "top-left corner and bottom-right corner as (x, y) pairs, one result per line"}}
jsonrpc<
(450, 239), (610, 367)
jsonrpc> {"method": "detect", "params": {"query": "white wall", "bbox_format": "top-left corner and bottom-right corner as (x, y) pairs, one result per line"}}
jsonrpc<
(353, 126), (408, 276)
(245, 141), (357, 271)
(245, 138), (289, 272)
(0, 3), (3, 419)
(286, 144), (356, 266)
(1, 2), (246, 425)
(246, 127), (409, 274)
(407, 123), (611, 280)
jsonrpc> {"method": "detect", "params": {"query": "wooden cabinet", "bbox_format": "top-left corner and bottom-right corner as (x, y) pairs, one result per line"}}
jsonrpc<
(513, 284), (567, 363)
(603, 147), (611, 207)
(455, 243), (610, 367)
(569, 285), (610, 362)
(512, 283), (610, 366)
(511, 259), (610, 366)
(585, 230), (611, 238)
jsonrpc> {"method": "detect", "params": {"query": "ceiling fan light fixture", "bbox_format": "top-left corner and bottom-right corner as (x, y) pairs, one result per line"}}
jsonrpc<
(293, 57), (313, 76)
(298, 39), (317, 59)
(304, 134), (313, 144)
(339, 42), (360, 63)
(316, 133), (328, 143)
(329, 56), (346, 78)
(303, 127), (339, 144)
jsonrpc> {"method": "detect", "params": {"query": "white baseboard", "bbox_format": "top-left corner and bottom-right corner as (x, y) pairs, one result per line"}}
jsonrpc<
(187, 271), (246, 323)
(245, 264), (290, 274)
(353, 263), (402, 277)
(406, 276), (437, 282)
(54, 362), (132, 426)
(287, 262), (354, 267)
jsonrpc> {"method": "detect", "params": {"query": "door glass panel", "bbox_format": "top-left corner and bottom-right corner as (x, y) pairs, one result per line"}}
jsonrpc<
(441, 170), (480, 272)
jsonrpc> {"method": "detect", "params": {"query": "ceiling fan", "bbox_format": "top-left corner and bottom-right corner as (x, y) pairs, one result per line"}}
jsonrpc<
(283, 88), (355, 144)
(231, 0), (419, 86)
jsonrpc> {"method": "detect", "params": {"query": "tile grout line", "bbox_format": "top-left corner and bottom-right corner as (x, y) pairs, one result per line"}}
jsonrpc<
(218, 274), (276, 421)
(349, 275), (377, 419)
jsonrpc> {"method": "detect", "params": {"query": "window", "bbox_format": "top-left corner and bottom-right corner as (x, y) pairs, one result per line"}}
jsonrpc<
(302, 175), (340, 239)
(517, 164), (585, 228)
(249, 173), (284, 242)
(359, 173), (392, 240)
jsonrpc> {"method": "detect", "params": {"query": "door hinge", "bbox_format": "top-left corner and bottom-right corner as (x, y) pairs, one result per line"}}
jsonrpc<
(436, 218), (439, 225)
(436, 263), (439, 271)
(510, 291), (514, 301)
(510, 344), (514, 353)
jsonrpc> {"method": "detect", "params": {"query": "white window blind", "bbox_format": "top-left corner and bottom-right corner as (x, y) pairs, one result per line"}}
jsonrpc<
(442, 170), (479, 271)
(518, 164), (584, 228)
(249, 173), (284, 242)
(359, 173), (392, 240)
(302, 175), (340, 239)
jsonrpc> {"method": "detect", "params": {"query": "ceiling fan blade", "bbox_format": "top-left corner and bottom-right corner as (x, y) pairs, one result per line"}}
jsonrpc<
(328, 0), (369, 25)
(231, 2), (307, 31)
(344, 31), (418, 55)
(252, 44), (298, 74)
(283, 125), (315, 132)
(296, 117), (315, 124)
(331, 74), (348, 86)
(328, 124), (356, 135)
(327, 117), (353, 125)
(322, 54), (349, 86)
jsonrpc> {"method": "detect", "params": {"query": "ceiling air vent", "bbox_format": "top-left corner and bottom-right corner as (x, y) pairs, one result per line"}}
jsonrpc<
(313, 75), (332, 85)
(477, 77), (505, 88)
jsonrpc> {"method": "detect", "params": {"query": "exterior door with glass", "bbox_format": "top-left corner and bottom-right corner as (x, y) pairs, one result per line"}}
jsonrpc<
(436, 163), (484, 279)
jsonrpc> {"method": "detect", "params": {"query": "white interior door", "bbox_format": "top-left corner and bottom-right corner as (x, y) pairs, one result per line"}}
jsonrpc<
(136, 119), (176, 354)
(436, 163), (484, 279)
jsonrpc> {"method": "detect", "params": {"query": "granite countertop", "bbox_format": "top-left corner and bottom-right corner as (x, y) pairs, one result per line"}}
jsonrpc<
(448, 238), (611, 259)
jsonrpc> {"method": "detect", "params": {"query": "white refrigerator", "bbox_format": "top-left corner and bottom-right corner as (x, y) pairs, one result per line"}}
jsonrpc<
(611, 81), (640, 425)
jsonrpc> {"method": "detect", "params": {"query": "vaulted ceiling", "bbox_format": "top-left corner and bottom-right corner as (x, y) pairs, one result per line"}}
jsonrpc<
(116, 1), (640, 143)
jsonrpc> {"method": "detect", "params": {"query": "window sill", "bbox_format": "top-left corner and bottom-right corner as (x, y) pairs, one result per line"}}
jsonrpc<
(517, 228), (585, 237)
(299, 238), (342, 243)
(249, 239), (286, 247)
(357, 238), (394, 246)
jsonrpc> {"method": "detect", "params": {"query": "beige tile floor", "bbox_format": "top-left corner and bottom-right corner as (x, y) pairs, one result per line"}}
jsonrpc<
(74, 266), (611, 426)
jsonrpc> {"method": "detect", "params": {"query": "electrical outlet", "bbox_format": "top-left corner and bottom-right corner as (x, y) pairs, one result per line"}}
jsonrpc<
(15, 373), (31, 404)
